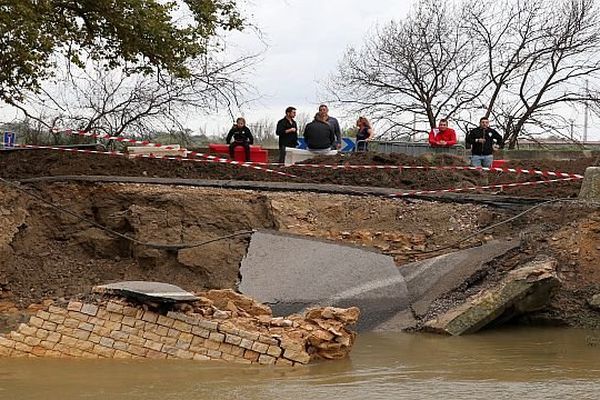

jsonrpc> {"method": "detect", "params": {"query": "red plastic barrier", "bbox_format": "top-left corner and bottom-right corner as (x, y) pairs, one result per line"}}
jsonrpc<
(208, 144), (268, 163)
(491, 159), (506, 168)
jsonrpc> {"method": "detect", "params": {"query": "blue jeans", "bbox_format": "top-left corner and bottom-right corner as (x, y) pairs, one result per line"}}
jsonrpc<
(471, 155), (493, 168)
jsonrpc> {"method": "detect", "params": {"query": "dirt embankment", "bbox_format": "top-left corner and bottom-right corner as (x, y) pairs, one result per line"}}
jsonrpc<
(1, 149), (598, 198)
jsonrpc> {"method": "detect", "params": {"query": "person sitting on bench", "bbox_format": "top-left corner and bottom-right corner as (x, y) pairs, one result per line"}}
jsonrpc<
(226, 117), (254, 161)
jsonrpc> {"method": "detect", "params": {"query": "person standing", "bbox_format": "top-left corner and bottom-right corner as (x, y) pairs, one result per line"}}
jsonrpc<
(304, 113), (336, 150)
(276, 106), (298, 163)
(318, 104), (342, 150)
(225, 117), (254, 161)
(428, 118), (457, 147)
(356, 116), (373, 152)
(465, 117), (504, 167)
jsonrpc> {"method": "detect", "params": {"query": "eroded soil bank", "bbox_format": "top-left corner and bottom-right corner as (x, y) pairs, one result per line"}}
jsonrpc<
(2, 179), (600, 332)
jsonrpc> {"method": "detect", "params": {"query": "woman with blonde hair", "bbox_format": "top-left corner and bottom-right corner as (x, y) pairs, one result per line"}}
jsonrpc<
(356, 116), (373, 152)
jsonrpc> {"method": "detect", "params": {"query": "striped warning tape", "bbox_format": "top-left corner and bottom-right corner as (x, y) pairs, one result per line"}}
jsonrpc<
(1, 142), (584, 196)
(388, 177), (582, 197)
(54, 129), (297, 179)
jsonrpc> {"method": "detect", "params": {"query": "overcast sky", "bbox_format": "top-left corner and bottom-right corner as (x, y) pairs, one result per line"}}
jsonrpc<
(197, 0), (414, 133)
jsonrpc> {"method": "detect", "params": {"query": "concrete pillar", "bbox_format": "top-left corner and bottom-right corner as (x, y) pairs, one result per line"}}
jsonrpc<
(579, 167), (600, 200)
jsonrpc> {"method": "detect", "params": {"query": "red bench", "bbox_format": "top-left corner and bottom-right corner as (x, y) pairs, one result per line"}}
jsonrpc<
(208, 144), (268, 163)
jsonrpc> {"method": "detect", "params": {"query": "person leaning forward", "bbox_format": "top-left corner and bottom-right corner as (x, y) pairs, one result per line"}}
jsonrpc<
(225, 117), (254, 161)
(304, 112), (336, 150)
(276, 106), (298, 164)
(465, 116), (504, 168)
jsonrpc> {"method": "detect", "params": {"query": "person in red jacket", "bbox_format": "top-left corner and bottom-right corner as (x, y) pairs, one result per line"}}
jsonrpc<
(428, 119), (457, 147)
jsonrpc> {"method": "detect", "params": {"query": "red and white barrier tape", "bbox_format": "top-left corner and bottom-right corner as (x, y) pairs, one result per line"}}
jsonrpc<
(285, 163), (583, 180)
(54, 129), (297, 179)
(388, 177), (581, 197)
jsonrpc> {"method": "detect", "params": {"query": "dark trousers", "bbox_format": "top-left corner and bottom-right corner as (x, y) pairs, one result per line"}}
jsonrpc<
(278, 145), (287, 164)
(229, 141), (251, 161)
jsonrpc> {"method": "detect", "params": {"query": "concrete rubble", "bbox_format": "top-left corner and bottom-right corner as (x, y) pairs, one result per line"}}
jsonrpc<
(423, 257), (560, 336)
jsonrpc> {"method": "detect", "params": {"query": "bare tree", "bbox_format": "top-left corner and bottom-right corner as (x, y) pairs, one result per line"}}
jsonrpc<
(8, 50), (260, 143)
(329, 0), (481, 139)
(464, 0), (600, 147)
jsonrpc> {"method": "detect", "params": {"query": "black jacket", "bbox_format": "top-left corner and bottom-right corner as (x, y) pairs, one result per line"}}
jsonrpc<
(304, 120), (335, 150)
(226, 126), (254, 144)
(276, 117), (298, 147)
(466, 127), (503, 156)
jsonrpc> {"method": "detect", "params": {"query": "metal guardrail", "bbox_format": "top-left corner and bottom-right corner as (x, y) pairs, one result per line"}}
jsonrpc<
(359, 140), (467, 158)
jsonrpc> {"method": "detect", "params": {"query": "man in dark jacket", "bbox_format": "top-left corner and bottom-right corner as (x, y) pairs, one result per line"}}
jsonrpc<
(304, 113), (336, 150)
(465, 117), (504, 167)
(318, 104), (342, 149)
(226, 117), (254, 161)
(276, 106), (298, 163)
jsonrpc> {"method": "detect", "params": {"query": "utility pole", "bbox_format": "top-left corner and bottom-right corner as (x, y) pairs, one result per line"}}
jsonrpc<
(584, 80), (589, 143)
(570, 119), (574, 140)
(411, 113), (416, 142)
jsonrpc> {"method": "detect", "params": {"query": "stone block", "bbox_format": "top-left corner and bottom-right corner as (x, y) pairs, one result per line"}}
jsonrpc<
(71, 329), (90, 341)
(106, 302), (124, 314)
(80, 304), (99, 317)
(266, 345), (282, 358)
(225, 334), (242, 346)
(193, 354), (211, 361)
(14, 342), (33, 353)
(18, 324), (37, 336)
(238, 330), (260, 342)
(219, 342), (234, 354)
(228, 346), (245, 358)
(207, 349), (222, 359)
(142, 331), (161, 343)
(283, 349), (310, 364)
(46, 332), (61, 343)
(109, 313), (124, 323)
(196, 320), (219, 331)
(93, 345), (115, 358)
(0, 337), (16, 349)
(209, 332), (225, 343)
(76, 340), (94, 352)
(157, 315), (175, 328)
(39, 340), (56, 350)
(159, 336), (177, 346)
(175, 349), (194, 360)
(29, 317), (44, 328)
(243, 350), (260, 362)
(142, 311), (158, 323)
(48, 306), (68, 316)
(144, 340), (163, 352)
(9, 331), (25, 342)
(68, 311), (89, 322)
(251, 341), (269, 354)
(103, 321), (122, 331)
(34, 329), (49, 340)
(258, 354), (276, 365)
(127, 344), (148, 357)
(63, 318), (79, 329)
(99, 337), (115, 348)
(275, 358), (294, 366)
(579, 167), (600, 200)
(67, 302), (83, 312)
(146, 349), (167, 359)
(175, 339), (191, 350)
(113, 341), (128, 352)
(92, 326), (111, 337)
(113, 350), (133, 359)
(78, 322), (94, 332)
(192, 327), (211, 339)
(167, 328), (181, 338)
(154, 326), (169, 336)
(190, 344), (208, 354)
(31, 346), (47, 357)
(36, 310), (52, 321)
(172, 320), (192, 333)
(89, 333), (102, 344)
(60, 335), (78, 347)
(258, 334), (279, 346)
(239, 338), (253, 350)
(204, 340), (221, 350)
(48, 314), (65, 324)
(110, 331), (129, 342)
(122, 306), (139, 317)
(24, 336), (41, 347)
(122, 316), (137, 327)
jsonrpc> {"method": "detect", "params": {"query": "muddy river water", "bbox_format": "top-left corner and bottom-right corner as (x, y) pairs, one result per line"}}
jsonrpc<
(1, 327), (600, 400)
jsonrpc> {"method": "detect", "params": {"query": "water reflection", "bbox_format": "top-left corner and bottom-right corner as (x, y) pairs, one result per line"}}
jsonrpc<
(1, 327), (600, 400)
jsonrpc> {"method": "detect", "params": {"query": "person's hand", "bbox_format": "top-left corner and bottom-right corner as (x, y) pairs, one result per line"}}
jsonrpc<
(492, 144), (500, 151)
(439, 140), (446, 145)
(287, 128), (296, 133)
(477, 138), (485, 143)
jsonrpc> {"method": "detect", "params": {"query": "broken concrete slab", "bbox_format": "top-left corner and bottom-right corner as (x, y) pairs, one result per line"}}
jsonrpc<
(423, 257), (560, 336)
(400, 239), (520, 317)
(579, 167), (600, 200)
(238, 230), (409, 331)
(93, 281), (199, 304)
